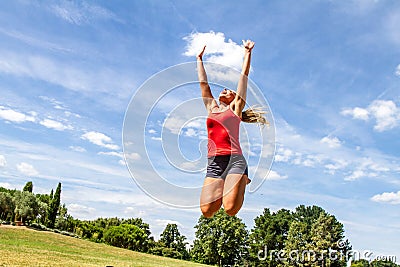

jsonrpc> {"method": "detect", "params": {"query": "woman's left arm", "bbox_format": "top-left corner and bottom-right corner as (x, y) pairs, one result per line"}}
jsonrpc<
(233, 40), (255, 116)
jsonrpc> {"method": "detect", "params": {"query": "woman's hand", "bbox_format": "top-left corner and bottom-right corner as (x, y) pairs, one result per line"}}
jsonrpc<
(243, 39), (255, 52)
(197, 45), (206, 60)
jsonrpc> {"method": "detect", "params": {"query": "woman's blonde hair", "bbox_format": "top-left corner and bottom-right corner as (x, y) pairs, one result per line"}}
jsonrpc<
(241, 105), (269, 126)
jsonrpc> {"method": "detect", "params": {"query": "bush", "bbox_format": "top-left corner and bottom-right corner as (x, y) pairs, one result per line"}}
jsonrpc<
(60, 230), (78, 238)
(29, 223), (48, 231)
(103, 224), (151, 252)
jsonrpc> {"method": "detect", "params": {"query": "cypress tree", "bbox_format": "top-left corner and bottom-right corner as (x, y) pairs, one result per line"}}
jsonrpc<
(22, 181), (33, 193)
(47, 183), (61, 228)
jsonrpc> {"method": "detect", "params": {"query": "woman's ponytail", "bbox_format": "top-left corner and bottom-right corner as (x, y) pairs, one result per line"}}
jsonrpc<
(241, 105), (269, 126)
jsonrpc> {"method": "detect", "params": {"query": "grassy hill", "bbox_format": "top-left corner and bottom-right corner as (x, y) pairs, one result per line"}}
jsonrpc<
(0, 226), (209, 267)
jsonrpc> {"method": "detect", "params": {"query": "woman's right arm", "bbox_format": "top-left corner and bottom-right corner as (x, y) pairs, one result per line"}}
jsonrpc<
(197, 45), (217, 112)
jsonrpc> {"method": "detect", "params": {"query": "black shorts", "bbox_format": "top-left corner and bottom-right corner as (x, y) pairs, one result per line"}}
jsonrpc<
(206, 154), (248, 179)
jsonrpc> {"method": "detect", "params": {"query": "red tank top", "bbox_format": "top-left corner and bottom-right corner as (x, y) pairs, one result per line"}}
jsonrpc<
(206, 108), (242, 157)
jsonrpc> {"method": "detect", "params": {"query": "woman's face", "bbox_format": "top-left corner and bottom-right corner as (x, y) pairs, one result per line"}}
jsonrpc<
(219, 88), (236, 104)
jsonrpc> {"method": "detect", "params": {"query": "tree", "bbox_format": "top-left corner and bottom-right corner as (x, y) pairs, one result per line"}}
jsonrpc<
(35, 193), (52, 225)
(55, 204), (70, 230)
(23, 181), (33, 193)
(191, 209), (249, 266)
(284, 220), (310, 266)
(0, 191), (15, 221)
(158, 223), (189, 259)
(294, 205), (326, 240)
(309, 212), (349, 267)
(249, 208), (293, 266)
(47, 182), (61, 228)
(123, 217), (152, 237)
(150, 241), (182, 258)
(283, 207), (351, 267)
(103, 224), (151, 252)
(370, 260), (400, 267)
(351, 259), (370, 267)
(36, 201), (48, 225)
(13, 191), (39, 224)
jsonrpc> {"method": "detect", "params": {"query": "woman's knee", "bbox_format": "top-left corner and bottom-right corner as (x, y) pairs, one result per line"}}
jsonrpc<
(201, 208), (216, 218)
(223, 200), (241, 216)
(200, 202), (221, 218)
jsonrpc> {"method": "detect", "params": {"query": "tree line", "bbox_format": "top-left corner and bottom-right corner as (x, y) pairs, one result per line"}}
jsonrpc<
(0, 182), (397, 267)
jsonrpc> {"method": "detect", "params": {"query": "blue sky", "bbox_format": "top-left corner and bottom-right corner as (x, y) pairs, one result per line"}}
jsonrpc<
(0, 0), (399, 262)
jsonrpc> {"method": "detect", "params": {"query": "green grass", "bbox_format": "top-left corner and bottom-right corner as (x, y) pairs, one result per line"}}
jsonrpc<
(0, 226), (209, 267)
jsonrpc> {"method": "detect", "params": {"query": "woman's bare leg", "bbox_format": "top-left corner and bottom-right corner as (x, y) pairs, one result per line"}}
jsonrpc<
(222, 174), (248, 216)
(200, 177), (224, 218)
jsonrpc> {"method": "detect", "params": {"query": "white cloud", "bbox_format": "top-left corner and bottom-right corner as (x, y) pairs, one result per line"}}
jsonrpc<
(0, 106), (74, 132)
(125, 152), (141, 160)
(250, 165), (287, 181)
(274, 146), (317, 167)
(324, 159), (348, 175)
(0, 106), (36, 123)
(274, 117), (397, 183)
(124, 206), (146, 217)
(40, 118), (73, 131)
(320, 136), (342, 148)
(369, 162), (390, 172)
(203, 63), (243, 84)
(164, 115), (205, 137)
(344, 157), (387, 181)
(0, 51), (134, 111)
(182, 118), (206, 138)
(184, 128), (197, 137)
(0, 155), (6, 167)
(341, 100), (399, 131)
(179, 161), (203, 171)
(260, 143), (275, 159)
(274, 147), (294, 162)
(185, 120), (203, 128)
(67, 203), (96, 219)
(69, 146), (86, 152)
(163, 116), (186, 135)
(396, 64), (400, 76)
(267, 170), (288, 181)
(302, 154), (325, 167)
(345, 170), (366, 181)
(155, 219), (183, 228)
(183, 31), (244, 70)
(39, 96), (67, 110)
(369, 100), (399, 131)
(49, 0), (121, 25)
(81, 131), (120, 150)
(16, 162), (39, 176)
(0, 182), (12, 189)
(98, 151), (123, 158)
(98, 151), (140, 164)
(371, 191), (400, 205)
(341, 107), (369, 120)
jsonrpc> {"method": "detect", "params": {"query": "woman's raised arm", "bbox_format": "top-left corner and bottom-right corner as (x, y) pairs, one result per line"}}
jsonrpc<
(197, 45), (217, 112)
(234, 40), (255, 116)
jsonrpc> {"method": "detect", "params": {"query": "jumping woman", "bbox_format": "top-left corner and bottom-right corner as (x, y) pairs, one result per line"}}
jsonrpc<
(197, 40), (267, 218)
